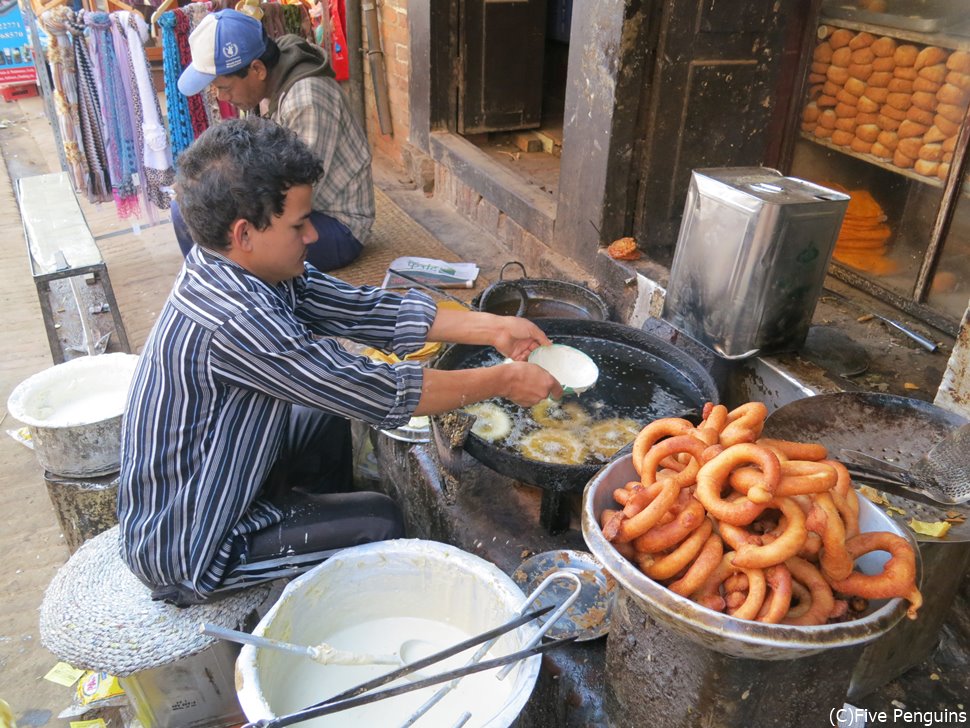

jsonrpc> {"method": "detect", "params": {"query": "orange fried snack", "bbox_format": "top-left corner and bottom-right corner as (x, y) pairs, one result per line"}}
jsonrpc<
(829, 188), (899, 276)
(607, 236), (641, 261)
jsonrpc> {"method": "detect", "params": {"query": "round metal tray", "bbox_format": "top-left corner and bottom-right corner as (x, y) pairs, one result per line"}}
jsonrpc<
(511, 549), (617, 641)
(380, 416), (431, 444)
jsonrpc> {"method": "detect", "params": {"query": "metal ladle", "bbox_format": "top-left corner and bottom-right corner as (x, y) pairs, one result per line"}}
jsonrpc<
(200, 623), (438, 668)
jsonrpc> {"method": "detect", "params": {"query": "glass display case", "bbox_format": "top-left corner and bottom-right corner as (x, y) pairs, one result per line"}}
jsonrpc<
(789, 1), (970, 334)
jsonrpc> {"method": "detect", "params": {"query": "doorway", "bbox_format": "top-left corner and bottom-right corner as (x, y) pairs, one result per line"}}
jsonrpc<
(454, 0), (569, 203)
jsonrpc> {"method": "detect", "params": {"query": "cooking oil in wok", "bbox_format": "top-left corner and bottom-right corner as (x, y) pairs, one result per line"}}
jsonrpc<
(462, 345), (703, 466)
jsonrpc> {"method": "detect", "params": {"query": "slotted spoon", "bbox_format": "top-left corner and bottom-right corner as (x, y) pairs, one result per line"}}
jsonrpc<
(840, 423), (970, 506)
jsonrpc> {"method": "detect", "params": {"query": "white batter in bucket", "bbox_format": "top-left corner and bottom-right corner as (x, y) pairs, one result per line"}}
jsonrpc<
(237, 540), (542, 728)
(7, 353), (138, 427)
(272, 615), (515, 726)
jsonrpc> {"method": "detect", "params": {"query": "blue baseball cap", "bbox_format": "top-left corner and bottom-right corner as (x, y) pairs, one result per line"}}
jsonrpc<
(177, 9), (267, 97)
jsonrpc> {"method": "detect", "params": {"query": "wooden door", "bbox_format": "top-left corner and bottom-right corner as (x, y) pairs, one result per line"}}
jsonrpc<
(633, 0), (812, 261)
(459, 0), (548, 134)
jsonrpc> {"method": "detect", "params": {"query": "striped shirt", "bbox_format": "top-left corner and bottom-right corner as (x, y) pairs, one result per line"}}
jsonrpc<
(273, 74), (374, 244)
(118, 246), (436, 599)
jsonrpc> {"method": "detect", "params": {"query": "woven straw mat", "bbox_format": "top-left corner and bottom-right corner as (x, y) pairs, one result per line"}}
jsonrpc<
(39, 526), (270, 676)
(331, 187), (489, 304)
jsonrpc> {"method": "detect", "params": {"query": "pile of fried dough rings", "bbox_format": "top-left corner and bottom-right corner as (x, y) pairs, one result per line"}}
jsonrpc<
(598, 402), (923, 625)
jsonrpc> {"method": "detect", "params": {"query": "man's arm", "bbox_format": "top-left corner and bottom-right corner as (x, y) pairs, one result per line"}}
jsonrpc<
(426, 307), (552, 360)
(414, 307), (563, 414)
(414, 362), (561, 415)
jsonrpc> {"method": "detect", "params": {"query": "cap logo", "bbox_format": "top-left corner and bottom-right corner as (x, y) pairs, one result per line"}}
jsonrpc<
(223, 41), (239, 59)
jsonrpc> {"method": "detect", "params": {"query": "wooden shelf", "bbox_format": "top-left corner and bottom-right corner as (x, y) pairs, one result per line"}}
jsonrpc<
(819, 14), (970, 52)
(799, 132), (945, 188)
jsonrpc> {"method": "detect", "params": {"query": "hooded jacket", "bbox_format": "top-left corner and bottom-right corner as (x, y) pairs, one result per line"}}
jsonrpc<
(264, 36), (374, 244)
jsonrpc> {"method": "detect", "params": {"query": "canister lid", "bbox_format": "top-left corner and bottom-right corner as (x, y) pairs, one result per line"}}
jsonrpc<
(693, 167), (850, 206)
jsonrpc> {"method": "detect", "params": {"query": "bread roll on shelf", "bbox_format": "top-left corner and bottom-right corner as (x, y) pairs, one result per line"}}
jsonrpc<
(801, 27), (968, 183)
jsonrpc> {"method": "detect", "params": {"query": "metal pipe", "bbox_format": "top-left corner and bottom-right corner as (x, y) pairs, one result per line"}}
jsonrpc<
(361, 0), (392, 134)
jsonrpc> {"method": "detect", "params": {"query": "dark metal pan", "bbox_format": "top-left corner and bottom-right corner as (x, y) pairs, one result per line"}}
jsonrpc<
(475, 262), (610, 321)
(763, 393), (969, 541)
(432, 319), (719, 532)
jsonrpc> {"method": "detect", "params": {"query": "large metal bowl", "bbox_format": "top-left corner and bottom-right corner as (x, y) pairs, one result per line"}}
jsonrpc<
(581, 454), (916, 660)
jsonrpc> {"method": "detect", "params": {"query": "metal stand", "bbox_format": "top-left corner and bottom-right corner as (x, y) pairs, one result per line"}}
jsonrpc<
(18, 172), (131, 363)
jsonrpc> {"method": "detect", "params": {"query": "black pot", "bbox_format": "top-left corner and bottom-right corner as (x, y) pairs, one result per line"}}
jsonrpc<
(432, 319), (720, 532)
(475, 262), (610, 321)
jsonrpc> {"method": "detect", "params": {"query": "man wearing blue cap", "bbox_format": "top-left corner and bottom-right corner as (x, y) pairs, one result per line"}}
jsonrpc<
(174, 9), (372, 272)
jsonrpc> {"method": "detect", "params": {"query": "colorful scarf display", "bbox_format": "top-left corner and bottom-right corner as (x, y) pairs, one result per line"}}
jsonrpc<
(64, 10), (113, 204)
(86, 10), (141, 217)
(40, 6), (89, 196)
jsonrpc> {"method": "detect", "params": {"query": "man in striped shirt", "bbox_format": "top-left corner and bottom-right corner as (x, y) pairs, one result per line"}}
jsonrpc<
(118, 117), (561, 606)
(174, 9), (372, 272)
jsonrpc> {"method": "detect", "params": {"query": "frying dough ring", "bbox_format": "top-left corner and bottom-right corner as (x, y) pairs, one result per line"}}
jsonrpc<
(720, 402), (769, 447)
(695, 553), (767, 620)
(732, 497), (808, 570)
(809, 493), (854, 581)
(530, 400), (591, 429)
(756, 437), (828, 462)
(464, 402), (513, 441)
(668, 532), (724, 597)
(756, 564), (794, 624)
(517, 427), (588, 465)
(783, 556), (835, 626)
(587, 417), (641, 458)
(632, 493), (706, 553)
(612, 479), (681, 544)
(638, 519), (714, 580)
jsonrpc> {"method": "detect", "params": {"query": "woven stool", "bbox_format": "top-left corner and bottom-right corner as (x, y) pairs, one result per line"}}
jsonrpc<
(40, 526), (270, 727)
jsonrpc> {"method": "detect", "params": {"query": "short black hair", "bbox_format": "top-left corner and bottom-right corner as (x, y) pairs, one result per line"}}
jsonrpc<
(227, 34), (280, 79)
(174, 117), (323, 251)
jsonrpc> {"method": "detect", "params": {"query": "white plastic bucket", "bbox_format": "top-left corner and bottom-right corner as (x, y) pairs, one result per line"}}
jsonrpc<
(236, 539), (542, 727)
(7, 353), (139, 477)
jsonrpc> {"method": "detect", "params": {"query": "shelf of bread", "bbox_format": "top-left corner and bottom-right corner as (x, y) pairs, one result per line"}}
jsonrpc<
(800, 26), (970, 185)
(798, 131), (945, 187)
(818, 17), (970, 54)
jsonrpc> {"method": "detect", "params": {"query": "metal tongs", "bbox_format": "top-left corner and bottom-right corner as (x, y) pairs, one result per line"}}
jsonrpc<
(244, 570), (583, 728)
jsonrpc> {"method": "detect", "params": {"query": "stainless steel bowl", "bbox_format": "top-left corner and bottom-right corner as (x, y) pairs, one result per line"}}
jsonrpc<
(581, 454), (917, 660)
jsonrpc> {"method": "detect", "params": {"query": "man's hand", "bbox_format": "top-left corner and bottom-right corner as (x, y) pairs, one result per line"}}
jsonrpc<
(501, 361), (563, 406)
(426, 308), (551, 359)
(490, 316), (552, 361)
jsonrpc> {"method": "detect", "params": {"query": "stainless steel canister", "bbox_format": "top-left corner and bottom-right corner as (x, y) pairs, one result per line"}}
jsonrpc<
(662, 168), (849, 359)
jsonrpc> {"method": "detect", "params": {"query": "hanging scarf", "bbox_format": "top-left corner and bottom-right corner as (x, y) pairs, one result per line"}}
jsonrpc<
(65, 11), (113, 203)
(40, 6), (89, 195)
(85, 11), (141, 217)
(281, 5), (303, 37)
(159, 10), (195, 163)
(174, 8), (210, 138)
(116, 11), (175, 211)
(183, 3), (220, 128)
(108, 12), (145, 211)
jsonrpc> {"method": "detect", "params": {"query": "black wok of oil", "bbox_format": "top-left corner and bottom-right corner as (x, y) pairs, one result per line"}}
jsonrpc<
(464, 341), (704, 466)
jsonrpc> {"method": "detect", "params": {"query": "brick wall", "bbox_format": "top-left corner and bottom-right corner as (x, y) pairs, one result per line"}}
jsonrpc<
(361, 0), (410, 164)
